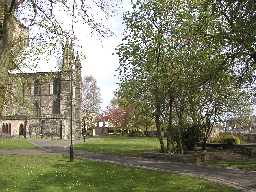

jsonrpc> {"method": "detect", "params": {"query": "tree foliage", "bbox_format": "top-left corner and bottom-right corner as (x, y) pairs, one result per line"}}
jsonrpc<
(117, 0), (253, 153)
(81, 75), (101, 114)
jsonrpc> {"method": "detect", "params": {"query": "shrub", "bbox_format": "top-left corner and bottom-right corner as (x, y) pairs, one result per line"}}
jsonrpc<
(210, 133), (241, 145)
(182, 125), (201, 150)
(222, 134), (241, 145)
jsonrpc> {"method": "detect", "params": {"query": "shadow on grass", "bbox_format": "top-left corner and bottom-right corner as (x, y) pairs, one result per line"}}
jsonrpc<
(14, 158), (238, 192)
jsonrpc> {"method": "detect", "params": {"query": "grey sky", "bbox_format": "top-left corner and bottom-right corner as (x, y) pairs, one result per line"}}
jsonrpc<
(76, 0), (132, 110)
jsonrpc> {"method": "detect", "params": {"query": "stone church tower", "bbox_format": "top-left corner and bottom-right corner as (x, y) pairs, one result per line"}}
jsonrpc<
(59, 40), (82, 139)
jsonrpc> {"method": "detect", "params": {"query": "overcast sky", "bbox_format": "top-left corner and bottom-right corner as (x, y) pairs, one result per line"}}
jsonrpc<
(79, 15), (123, 111)
(77, 1), (132, 111)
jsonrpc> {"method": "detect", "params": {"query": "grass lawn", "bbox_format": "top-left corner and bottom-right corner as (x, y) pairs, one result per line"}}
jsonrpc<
(208, 159), (256, 171)
(75, 136), (161, 155)
(0, 138), (35, 149)
(0, 155), (238, 192)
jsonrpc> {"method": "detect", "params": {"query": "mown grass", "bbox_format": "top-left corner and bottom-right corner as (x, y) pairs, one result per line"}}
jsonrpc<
(0, 138), (35, 149)
(75, 136), (161, 155)
(0, 155), (238, 192)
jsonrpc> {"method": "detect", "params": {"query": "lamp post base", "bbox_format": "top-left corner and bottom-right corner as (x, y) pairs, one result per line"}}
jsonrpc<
(69, 144), (74, 162)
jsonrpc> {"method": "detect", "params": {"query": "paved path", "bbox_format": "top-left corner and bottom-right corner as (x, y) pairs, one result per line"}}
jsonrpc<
(29, 140), (256, 192)
(0, 148), (50, 155)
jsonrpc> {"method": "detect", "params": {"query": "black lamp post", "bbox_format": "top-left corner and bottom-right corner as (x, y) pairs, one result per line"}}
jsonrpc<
(69, 67), (74, 162)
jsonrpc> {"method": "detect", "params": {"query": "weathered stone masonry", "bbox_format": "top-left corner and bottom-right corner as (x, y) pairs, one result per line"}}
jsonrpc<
(0, 43), (82, 139)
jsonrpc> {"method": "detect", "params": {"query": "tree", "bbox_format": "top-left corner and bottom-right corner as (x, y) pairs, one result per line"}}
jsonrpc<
(81, 75), (101, 114)
(117, 0), (182, 152)
(104, 104), (130, 130)
(117, 0), (252, 153)
(81, 75), (101, 134)
(209, 0), (256, 82)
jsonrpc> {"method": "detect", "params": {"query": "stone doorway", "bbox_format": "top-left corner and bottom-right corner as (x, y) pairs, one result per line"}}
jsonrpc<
(19, 123), (24, 136)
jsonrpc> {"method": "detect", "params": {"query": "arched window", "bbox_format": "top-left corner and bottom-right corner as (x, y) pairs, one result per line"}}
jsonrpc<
(52, 78), (60, 114)
(34, 101), (40, 117)
(19, 124), (24, 136)
(34, 80), (40, 95)
(0, 21), (4, 40)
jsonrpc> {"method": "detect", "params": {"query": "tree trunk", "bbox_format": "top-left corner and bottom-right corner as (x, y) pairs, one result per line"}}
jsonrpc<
(176, 109), (184, 154)
(166, 95), (174, 153)
(155, 101), (165, 153)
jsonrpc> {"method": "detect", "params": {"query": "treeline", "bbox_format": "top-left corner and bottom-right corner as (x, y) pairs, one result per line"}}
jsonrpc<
(116, 0), (256, 153)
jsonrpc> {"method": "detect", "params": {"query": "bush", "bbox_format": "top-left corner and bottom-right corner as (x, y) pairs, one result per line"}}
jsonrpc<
(222, 134), (241, 145)
(182, 125), (201, 150)
(128, 130), (144, 137)
(210, 133), (241, 145)
(221, 134), (241, 145)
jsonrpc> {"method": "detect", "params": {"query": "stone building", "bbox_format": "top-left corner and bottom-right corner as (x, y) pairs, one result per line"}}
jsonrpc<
(0, 0), (82, 139)
(0, 42), (82, 139)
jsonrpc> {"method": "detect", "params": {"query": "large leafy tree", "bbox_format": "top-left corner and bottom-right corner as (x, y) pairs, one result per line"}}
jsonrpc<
(117, 0), (180, 152)
(117, 0), (252, 153)
(210, 0), (256, 82)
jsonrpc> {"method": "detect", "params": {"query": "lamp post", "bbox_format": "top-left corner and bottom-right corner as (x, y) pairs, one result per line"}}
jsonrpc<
(69, 67), (74, 162)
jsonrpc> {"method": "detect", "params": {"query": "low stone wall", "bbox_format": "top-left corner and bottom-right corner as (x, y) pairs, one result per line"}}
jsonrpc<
(206, 143), (256, 157)
(239, 134), (256, 143)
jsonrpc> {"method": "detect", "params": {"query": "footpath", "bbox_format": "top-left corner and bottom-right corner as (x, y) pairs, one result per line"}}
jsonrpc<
(29, 140), (256, 192)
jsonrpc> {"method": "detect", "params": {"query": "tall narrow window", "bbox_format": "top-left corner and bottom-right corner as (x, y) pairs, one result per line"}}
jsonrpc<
(53, 78), (60, 95)
(0, 22), (3, 39)
(52, 78), (60, 114)
(34, 80), (40, 95)
(34, 101), (40, 117)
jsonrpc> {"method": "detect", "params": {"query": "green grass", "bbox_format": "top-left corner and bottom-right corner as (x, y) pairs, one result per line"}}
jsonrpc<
(75, 136), (161, 155)
(208, 159), (256, 171)
(0, 138), (35, 149)
(0, 155), (238, 192)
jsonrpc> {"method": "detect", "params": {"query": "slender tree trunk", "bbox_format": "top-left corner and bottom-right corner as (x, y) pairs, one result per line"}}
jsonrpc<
(202, 116), (213, 151)
(176, 123), (184, 154)
(176, 107), (184, 154)
(155, 100), (165, 153)
(166, 95), (174, 152)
